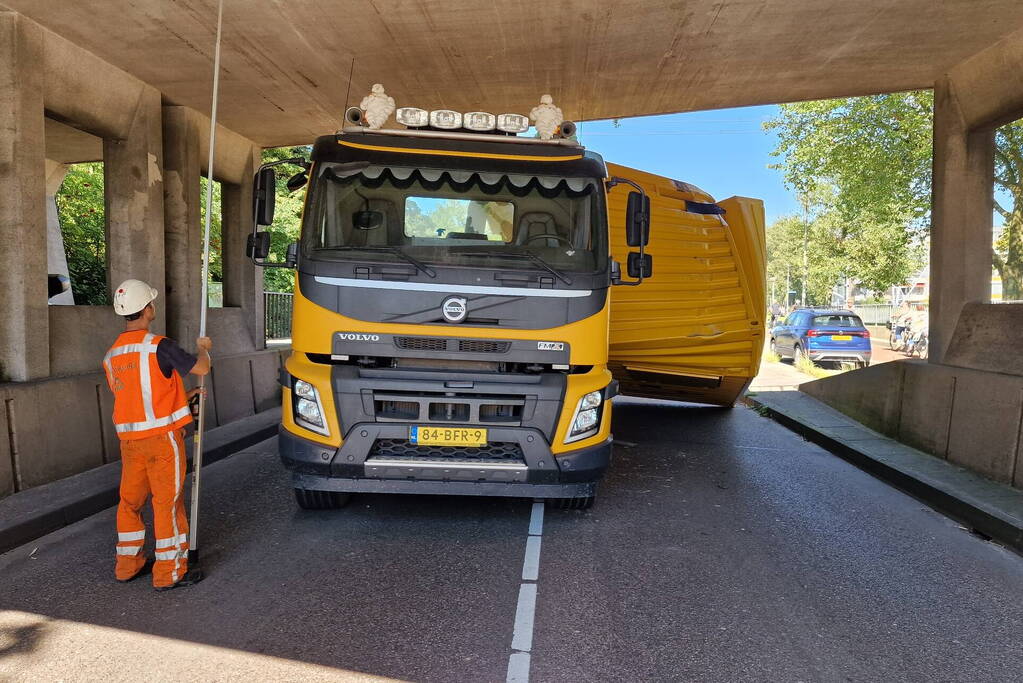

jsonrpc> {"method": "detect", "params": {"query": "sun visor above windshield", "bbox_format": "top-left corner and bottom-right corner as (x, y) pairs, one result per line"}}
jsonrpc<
(323, 165), (596, 195)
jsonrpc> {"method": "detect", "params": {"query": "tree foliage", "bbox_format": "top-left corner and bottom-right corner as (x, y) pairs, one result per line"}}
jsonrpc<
(55, 163), (110, 305)
(765, 91), (1023, 300)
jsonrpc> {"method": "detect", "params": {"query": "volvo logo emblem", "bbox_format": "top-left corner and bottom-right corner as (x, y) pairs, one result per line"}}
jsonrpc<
(442, 296), (468, 323)
(336, 332), (380, 341)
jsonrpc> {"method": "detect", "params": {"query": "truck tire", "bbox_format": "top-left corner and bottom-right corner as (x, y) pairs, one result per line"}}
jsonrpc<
(294, 488), (351, 510)
(548, 495), (595, 510)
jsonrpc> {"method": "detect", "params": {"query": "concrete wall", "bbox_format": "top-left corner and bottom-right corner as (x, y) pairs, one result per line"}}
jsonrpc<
(803, 359), (1023, 489)
(0, 347), (285, 498)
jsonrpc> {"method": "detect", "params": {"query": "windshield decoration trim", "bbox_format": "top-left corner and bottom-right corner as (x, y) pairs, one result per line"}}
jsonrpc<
(313, 276), (593, 298)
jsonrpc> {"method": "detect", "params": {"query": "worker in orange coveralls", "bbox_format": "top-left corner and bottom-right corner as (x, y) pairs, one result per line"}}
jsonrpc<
(102, 279), (212, 590)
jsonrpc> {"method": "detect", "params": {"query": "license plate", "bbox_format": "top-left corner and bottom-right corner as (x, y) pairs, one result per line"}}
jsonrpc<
(410, 426), (487, 447)
(831, 335), (852, 341)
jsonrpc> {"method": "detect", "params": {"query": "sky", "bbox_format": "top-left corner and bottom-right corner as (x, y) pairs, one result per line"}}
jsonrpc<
(574, 105), (799, 223)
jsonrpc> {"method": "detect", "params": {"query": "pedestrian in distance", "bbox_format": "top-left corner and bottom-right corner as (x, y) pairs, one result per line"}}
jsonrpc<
(102, 279), (212, 591)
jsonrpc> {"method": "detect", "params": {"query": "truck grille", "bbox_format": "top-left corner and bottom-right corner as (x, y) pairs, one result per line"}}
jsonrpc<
(393, 336), (512, 354)
(395, 336), (448, 351)
(369, 439), (524, 462)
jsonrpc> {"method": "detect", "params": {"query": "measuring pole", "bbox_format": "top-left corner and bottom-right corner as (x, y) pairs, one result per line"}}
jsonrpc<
(188, 0), (225, 575)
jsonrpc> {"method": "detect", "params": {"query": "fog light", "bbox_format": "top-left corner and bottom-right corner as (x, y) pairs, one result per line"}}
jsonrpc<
(396, 107), (429, 127)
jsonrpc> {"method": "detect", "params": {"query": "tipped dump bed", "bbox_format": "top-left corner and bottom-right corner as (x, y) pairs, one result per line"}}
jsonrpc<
(607, 163), (766, 406)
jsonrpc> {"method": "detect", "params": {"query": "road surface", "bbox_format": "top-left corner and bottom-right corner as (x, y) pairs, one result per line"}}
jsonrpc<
(2, 398), (1021, 681)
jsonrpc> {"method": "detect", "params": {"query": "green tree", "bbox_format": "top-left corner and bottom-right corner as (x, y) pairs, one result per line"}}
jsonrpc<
(766, 91), (1023, 299)
(55, 162), (109, 305)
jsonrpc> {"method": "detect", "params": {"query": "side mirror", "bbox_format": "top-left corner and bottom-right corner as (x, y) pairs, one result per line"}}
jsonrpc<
(246, 231), (271, 259)
(286, 171), (308, 193)
(253, 167), (276, 226)
(625, 191), (650, 247)
(285, 241), (299, 268)
(627, 252), (653, 279)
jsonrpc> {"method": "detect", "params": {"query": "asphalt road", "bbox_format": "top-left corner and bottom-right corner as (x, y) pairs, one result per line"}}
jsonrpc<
(2, 398), (1022, 682)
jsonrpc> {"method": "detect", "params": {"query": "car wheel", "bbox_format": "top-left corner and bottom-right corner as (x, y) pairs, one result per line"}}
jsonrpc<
(770, 338), (778, 355)
(294, 488), (351, 510)
(793, 345), (804, 363)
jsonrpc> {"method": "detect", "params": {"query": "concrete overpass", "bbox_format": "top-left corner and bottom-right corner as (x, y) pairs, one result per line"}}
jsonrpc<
(2, 2), (1023, 677)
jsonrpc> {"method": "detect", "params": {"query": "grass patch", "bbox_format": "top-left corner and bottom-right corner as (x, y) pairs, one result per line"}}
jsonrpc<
(763, 349), (781, 363)
(795, 355), (841, 379)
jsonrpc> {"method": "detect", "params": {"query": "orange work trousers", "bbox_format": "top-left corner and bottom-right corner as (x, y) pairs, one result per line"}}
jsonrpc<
(115, 428), (189, 588)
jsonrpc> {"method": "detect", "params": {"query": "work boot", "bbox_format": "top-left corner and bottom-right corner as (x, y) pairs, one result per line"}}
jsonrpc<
(154, 565), (204, 592)
(116, 559), (153, 584)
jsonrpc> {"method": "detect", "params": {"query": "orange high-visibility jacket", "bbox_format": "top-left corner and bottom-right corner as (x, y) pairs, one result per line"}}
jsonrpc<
(103, 330), (191, 440)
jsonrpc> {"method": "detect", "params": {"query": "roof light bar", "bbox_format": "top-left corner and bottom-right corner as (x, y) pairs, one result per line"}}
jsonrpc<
(463, 111), (496, 131)
(396, 107), (429, 128)
(497, 113), (529, 134)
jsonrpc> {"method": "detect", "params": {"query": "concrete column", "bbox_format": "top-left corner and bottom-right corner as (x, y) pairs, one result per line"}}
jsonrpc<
(162, 107), (203, 345)
(0, 14), (48, 381)
(222, 146), (265, 348)
(929, 77), (995, 363)
(104, 86), (167, 332)
(44, 160), (74, 305)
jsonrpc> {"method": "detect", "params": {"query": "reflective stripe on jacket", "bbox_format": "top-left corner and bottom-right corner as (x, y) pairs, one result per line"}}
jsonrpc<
(103, 330), (191, 441)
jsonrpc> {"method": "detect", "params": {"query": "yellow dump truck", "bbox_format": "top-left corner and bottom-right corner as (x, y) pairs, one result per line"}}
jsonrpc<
(248, 109), (764, 510)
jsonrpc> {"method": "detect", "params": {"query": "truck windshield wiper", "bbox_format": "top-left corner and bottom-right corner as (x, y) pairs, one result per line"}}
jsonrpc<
(450, 248), (573, 285)
(314, 246), (436, 278)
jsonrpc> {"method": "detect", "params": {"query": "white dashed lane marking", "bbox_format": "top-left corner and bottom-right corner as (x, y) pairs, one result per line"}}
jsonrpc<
(506, 501), (545, 683)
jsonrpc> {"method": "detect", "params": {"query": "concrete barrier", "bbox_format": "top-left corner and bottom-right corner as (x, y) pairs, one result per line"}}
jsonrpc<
(0, 347), (285, 500)
(800, 359), (1023, 489)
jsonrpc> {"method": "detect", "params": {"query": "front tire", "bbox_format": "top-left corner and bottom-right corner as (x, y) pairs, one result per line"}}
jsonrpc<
(769, 338), (778, 356)
(294, 488), (351, 510)
(793, 344), (805, 363)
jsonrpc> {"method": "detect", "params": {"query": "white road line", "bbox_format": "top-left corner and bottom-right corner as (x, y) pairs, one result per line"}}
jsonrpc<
(511, 583), (538, 652)
(506, 501), (546, 683)
(522, 536), (542, 581)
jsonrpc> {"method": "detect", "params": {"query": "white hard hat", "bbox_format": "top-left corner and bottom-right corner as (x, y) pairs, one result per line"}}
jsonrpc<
(112, 279), (158, 316)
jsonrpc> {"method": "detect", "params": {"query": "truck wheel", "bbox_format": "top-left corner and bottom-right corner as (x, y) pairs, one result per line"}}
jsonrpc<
(548, 496), (595, 510)
(294, 488), (351, 510)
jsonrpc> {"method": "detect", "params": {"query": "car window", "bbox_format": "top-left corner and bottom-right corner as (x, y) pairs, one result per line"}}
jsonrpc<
(812, 314), (863, 328)
(782, 313), (796, 325)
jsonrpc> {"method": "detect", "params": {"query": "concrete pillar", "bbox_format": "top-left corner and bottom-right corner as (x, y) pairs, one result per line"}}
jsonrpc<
(0, 13), (49, 381)
(104, 86), (167, 332)
(929, 77), (995, 363)
(44, 160), (75, 305)
(162, 107), (203, 345)
(222, 147), (265, 348)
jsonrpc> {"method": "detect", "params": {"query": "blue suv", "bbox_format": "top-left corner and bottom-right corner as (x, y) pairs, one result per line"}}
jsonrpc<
(770, 308), (871, 368)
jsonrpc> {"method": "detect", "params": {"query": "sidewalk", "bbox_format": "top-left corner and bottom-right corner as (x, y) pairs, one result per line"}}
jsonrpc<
(745, 391), (1023, 553)
(0, 408), (281, 554)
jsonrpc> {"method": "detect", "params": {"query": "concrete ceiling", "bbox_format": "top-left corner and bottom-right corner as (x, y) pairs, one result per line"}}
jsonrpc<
(5, 1), (1023, 147)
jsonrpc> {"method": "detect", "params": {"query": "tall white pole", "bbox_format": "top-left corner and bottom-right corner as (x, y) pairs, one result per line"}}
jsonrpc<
(189, 0), (224, 561)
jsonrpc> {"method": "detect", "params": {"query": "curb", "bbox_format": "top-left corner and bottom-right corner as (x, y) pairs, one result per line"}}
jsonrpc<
(0, 408), (280, 555)
(745, 394), (1023, 554)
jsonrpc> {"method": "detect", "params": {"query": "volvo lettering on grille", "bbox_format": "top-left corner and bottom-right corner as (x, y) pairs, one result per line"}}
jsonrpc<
(337, 332), (381, 341)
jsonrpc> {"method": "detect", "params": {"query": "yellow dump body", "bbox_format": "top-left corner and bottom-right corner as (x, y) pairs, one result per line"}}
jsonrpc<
(606, 162), (766, 406)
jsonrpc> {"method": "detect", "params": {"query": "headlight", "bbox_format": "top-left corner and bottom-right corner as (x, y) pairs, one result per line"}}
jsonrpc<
(295, 398), (323, 426)
(565, 389), (605, 443)
(292, 379), (328, 435)
(294, 379), (316, 400)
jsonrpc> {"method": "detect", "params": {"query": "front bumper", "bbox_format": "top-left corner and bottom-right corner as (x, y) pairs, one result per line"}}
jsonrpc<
(279, 425), (612, 499)
(807, 349), (871, 363)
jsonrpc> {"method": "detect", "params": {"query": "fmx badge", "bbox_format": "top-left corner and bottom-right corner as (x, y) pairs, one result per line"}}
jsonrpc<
(442, 296), (468, 323)
(537, 341), (565, 351)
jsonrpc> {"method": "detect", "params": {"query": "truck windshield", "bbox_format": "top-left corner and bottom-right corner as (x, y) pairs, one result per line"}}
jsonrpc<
(304, 163), (607, 274)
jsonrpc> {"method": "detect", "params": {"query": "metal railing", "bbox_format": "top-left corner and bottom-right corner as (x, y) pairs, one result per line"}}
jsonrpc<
(852, 304), (895, 325)
(264, 291), (293, 340)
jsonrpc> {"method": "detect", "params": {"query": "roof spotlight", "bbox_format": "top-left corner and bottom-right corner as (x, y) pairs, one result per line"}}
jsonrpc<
(396, 107), (429, 128)
(463, 111), (496, 131)
(429, 110), (462, 130)
(497, 113), (529, 134)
